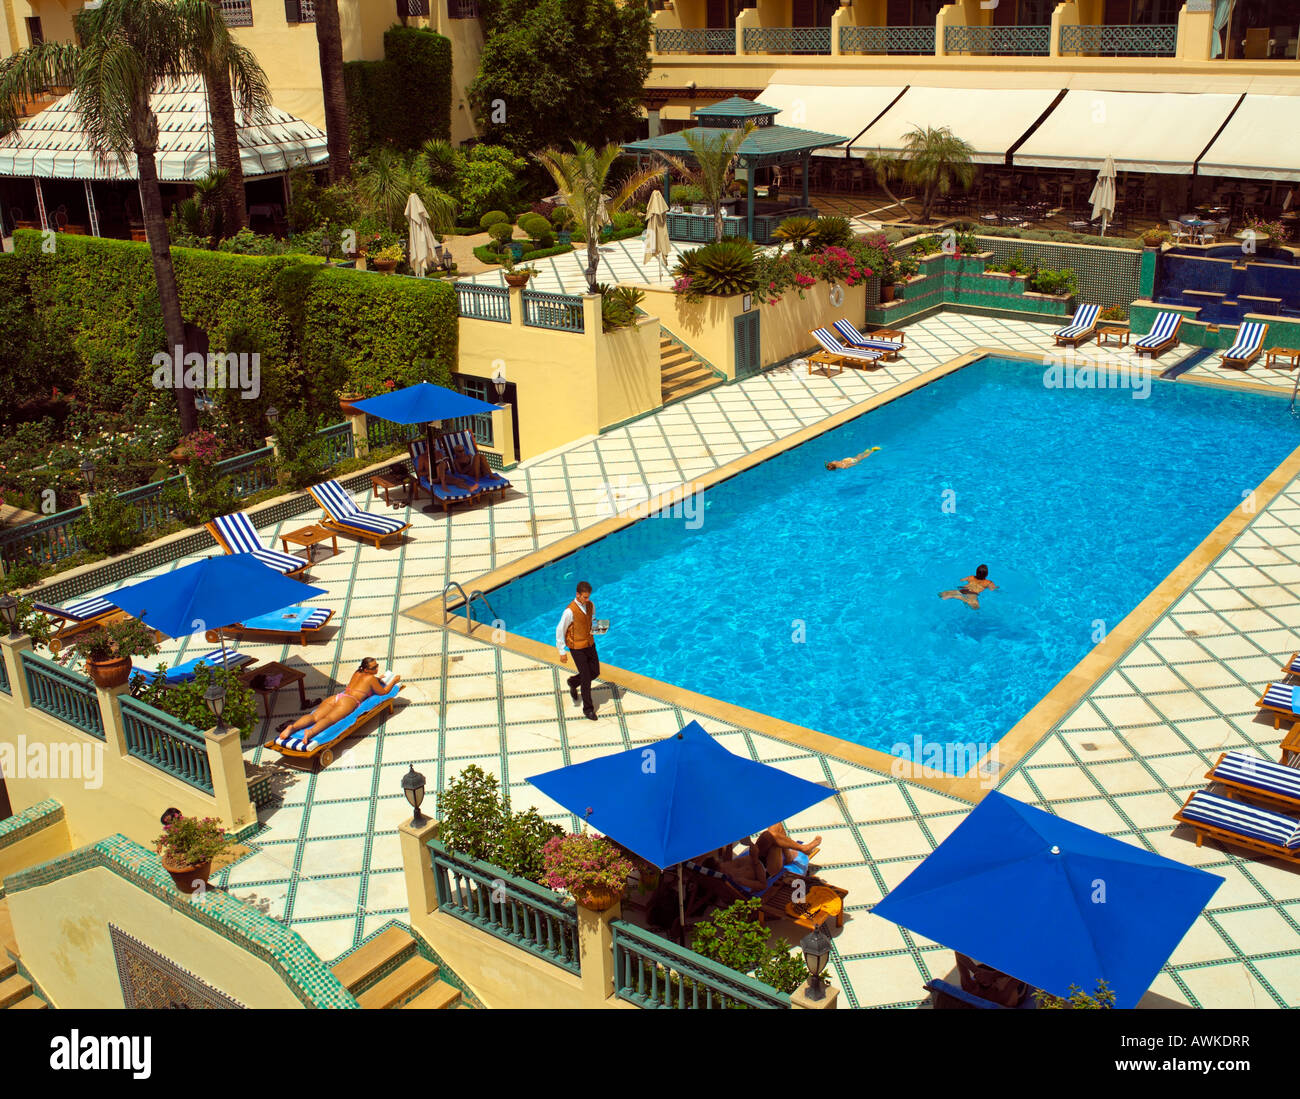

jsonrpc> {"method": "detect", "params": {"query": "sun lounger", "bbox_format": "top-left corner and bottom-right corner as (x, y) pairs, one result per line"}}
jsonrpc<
(1174, 789), (1300, 862)
(266, 682), (402, 769)
(434, 429), (512, 498)
(685, 851), (848, 928)
(208, 605), (333, 645)
(809, 327), (884, 370)
(130, 648), (256, 688)
(1281, 724), (1300, 767)
(206, 511), (308, 578)
(1278, 650), (1300, 679)
(1219, 321), (1268, 369)
(1051, 303), (1101, 347)
(1206, 749), (1300, 813)
(829, 319), (904, 359)
(308, 479), (411, 548)
(923, 979), (1036, 1010)
(1133, 311), (1183, 357)
(1255, 682), (1300, 728)
(31, 595), (119, 653)
(408, 440), (489, 514)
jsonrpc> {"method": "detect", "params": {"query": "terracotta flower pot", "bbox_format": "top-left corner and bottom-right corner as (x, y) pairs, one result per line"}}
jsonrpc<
(504, 273), (530, 288)
(160, 852), (212, 895)
(575, 885), (623, 912)
(373, 259), (399, 274)
(339, 393), (364, 415)
(86, 656), (132, 689)
(880, 283), (896, 303)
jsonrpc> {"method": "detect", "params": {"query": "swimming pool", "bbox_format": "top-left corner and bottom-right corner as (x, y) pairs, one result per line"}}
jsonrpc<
(486, 356), (1300, 762)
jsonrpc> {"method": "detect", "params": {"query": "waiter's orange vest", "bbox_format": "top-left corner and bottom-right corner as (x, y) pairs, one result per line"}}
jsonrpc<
(565, 599), (594, 650)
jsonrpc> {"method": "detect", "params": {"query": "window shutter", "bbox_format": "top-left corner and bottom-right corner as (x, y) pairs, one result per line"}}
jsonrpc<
(284, 0), (300, 23)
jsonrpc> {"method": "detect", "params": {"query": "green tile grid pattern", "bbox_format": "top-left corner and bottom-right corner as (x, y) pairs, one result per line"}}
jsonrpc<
(0, 798), (64, 850)
(3, 833), (359, 1008)
(977, 237), (1143, 307)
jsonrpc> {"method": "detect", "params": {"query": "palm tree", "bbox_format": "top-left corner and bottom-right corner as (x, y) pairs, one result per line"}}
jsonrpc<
(313, 0), (351, 183)
(658, 121), (755, 242)
(355, 148), (455, 235)
(534, 142), (660, 293)
(900, 126), (975, 224)
(863, 148), (915, 221)
(0, 0), (230, 434)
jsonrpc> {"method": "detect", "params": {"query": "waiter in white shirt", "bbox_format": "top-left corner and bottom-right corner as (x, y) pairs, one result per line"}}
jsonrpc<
(556, 580), (600, 720)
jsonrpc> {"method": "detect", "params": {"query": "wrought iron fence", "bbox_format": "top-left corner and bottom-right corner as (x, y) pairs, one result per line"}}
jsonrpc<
(220, 0), (254, 26)
(839, 24), (935, 54)
(654, 28), (736, 54)
(120, 696), (214, 794)
(118, 476), (186, 533)
(1059, 23), (1176, 56)
(0, 506), (86, 568)
(214, 447), (278, 499)
(611, 921), (791, 1008)
(21, 653), (104, 739)
(522, 289), (585, 332)
(366, 419), (423, 451)
(742, 27), (831, 54)
(314, 423), (354, 468)
(429, 841), (581, 973)
(944, 24), (1050, 55)
(454, 281), (511, 323)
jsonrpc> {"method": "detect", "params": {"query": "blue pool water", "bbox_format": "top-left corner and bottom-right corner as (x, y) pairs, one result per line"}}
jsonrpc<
(488, 357), (1300, 760)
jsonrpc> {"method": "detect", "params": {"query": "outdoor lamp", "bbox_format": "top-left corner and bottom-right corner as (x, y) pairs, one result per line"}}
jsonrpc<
(80, 457), (95, 493)
(265, 405), (279, 426)
(800, 927), (832, 999)
(0, 593), (18, 637)
(204, 681), (227, 731)
(492, 376), (507, 401)
(402, 765), (427, 824)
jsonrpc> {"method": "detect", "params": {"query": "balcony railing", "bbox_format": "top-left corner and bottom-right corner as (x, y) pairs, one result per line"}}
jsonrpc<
(397, 0), (430, 15)
(315, 422), (355, 468)
(742, 26), (831, 54)
(120, 696), (213, 794)
(220, 0), (253, 27)
(214, 446), (278, 499)
(455, 281), (511, 322)
(611, 921), (791, 1009)
(21, 653), (104, 740)
(449, 0), (480, 17)
(840, 25), (935, 54)
(944, 24), (1050, 56)
(654, 28), (736, 54)
(1059, 23), (1176, 56)
(522, 289), (585, 333)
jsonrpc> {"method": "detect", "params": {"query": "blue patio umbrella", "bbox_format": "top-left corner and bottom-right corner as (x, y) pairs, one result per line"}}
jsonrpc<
(529, 720), (834, 932)
(352, 382), (499, 514)
(871, 791), (1223, 1008)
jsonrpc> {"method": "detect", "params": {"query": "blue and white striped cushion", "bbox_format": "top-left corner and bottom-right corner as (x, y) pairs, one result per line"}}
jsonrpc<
(411, 439), (485, 499)
(439, 431), (510, 488)
(212, 511), (263, 554)
(811, 327), (881, 362)
(1054, 304), (1099, 338)
(1213, 750), (1300, 800)
(249, 547), (306, 575)
(1181, 790), (1300, 848)
(1224, 322), (1266, 359)
(133, 648), (251, 684)
(281, 683), (400, 751)
(312, 480), (406, 533)
(33, 595), (114, 621)
(831, 319), (902, 352)
(1262, 682), (1296, 712)
(1135, 312), (1181, 348)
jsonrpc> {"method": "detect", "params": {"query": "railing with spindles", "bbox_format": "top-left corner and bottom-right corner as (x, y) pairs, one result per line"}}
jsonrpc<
(21, 652), (104, 739)
(119, 696), (213, 793)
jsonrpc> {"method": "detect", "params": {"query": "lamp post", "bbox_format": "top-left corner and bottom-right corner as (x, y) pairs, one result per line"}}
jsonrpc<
(204, 681), (227, 733)
(401, 765), (427, 825)
(0, 593), (19, 637)
(80, 457), (95, 494)
(265, 405), (279, 427)
(800, 927), (832, 1001)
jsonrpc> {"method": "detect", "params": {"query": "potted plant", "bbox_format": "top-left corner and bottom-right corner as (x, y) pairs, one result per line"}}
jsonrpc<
(551, 206), (575, 245)
(541, 832), (634, 911)
(74, 617), (160, 689)
(371, 242), (404, 274)
(879, 262), (898, 303)
(155, 814), (230, 894)
(1137, 227), (1171, 250)
(503, 260), (537, 289)
(337, 387), (366, 415)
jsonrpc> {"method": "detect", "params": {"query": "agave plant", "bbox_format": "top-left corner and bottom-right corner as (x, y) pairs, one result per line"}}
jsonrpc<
(689, 239), (758, 297)
(772, 216), (818, 252)
(809, 216), (854, 251)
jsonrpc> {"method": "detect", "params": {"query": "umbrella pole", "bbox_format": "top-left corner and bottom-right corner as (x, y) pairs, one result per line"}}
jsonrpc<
(677, 862), (686, 945)
(421, 421), (440, 515)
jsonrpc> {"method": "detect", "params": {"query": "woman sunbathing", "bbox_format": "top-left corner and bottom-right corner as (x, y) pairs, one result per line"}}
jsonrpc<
(417, 449), (475, 491)
(753, 823), (821, 876)
(446, 438), (492, 481)
(272, 658), (399, 744)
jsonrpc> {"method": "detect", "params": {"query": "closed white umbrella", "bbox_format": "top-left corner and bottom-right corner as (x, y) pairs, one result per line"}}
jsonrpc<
(1089, 156), (1117, 237)
(405, 192), (438, 277)
(643, 190), (670, 280)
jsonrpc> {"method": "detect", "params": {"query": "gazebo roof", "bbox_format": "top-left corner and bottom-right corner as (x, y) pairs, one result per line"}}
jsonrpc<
(691, 96), (778, 120)
(0, 77), (328, 182)
(622, 123), (848, 166)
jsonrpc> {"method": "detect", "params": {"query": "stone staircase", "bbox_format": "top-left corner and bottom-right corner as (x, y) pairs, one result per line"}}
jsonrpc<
(660, 332), (720, 405)
(330, 926), (466, 1009)
(0, 898), (47, 1010)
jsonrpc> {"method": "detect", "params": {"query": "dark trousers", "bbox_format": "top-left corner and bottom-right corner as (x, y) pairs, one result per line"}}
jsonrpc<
(567, 645), (600, 714)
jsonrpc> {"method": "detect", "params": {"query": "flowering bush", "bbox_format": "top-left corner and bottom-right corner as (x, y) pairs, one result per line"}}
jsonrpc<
(1245, 216), (1288, 245)
(807, 244), (872, 288)
(541, 832), (634, 897)
(177, 429), (220, 465)
(156, 815), (230, 867)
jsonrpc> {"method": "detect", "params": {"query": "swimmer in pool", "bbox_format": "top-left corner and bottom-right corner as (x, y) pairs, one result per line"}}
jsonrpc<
(826, 446), (880, 471)
(939, 564), (997, 610)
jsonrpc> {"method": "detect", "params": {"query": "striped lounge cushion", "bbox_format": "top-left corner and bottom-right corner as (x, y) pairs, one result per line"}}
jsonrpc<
(410, 440), (484, 499)
(312, 480), (406, 534)
(437, 431), (510, 488)
(1054, 304), (1100, 337)
(1213, 750), (1300, 800)
(1181, 790), (1300, 849)
(1135, 312), (1181, 348)
(211, 512), (304, 574)
(811, 327), (881, 362)
(33, 595), (114, 621)
(1224, 322), (1266, 358)
(133, 648), (251, 684)
(1261, 682), (1297, 712)
(282, 683), (401, 751)
(831, 319), (903, 352)
(239, 606), (332, 633)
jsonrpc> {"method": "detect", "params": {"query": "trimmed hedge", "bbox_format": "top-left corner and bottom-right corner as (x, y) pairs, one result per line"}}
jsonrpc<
(472, 242), (576, 266)
(344, 26), (451, 154)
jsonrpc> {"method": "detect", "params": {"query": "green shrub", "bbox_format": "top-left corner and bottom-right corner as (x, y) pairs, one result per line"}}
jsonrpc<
(133, 663), (259, 741)
(670, 184), (705, 206)
(73, 490), (144, 557)
(488, 222), (514, 246)
(1028, 267), (1079, 297)
(957, 223), (1141, 251)
(1099, 303), (1129, 321)
(809, 216), (853, 250)
(690, 898), (810, 996)
(517, 212), (548, 235)
(435, 764), (560, 883)
(611, 210), (643, 233)
(343, 26), (451, 154)
(598, 283), (644, 331)
(458, 145), (526, 225)
(480, 210), (510, 230)
(273, 409), (332, 490)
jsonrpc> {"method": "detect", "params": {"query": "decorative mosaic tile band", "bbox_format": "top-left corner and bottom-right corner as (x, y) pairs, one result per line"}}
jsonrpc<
(0, 798), (64, 851)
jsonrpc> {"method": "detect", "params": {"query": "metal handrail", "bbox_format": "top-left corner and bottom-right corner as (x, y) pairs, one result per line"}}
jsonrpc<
(440, 581), (499, 632)
(467, 589), (500, 625)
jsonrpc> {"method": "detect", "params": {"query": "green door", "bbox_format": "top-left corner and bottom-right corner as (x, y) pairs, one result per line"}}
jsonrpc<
(734, 311), (761, 380)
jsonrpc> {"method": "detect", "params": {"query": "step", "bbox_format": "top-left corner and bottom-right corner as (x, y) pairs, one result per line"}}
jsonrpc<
(356, 956), (439, 1009)
(0, 958), (15, 983)
(660, 347), (694, 366)
(330, 926), (416, 994)
(402, 981), (462, 1010)
(661, 360), (710, 385)
(663, 376), (720, 403)
(0, 973), (33, 1009)
(9, 994), (46, 1010)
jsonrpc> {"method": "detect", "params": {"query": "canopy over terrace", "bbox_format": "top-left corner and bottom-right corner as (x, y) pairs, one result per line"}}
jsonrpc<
(0, 77), (328, 235)
(1198, 95), (1300, 182)
(621, 97), (848, 244)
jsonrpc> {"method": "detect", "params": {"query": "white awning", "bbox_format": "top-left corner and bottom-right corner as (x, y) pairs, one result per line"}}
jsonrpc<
(1014, 90), (1242, 175)
(1197, 95), (1300, 182)
(0, 77), (329, 182)
(853, 86), (1062, 165)
(758, 82), (905, 153)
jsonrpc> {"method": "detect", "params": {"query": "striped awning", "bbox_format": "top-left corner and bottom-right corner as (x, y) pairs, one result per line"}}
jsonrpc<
(0, 77), (328, 182)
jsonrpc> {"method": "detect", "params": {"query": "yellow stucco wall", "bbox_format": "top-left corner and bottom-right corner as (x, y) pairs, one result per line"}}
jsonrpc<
(6, 865), (305, 1008)
(595, 314), (664, 432)
(0, 815), (72, 884)
(432, 0), (485, 145)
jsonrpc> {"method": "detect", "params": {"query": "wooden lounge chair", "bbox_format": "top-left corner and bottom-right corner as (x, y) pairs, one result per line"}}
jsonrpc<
(434, 429), (512, 501)
(808, 327), (884, 370)
(829, 318), (904, 360)
(130, 648), (256, 689)
(1174, 789), (1300, 863)
(206, 606), (334, 645)
(308, 479), (411, 548)
(1281, 723), (1300, 767)
(684, 851), (848, 929)
(1051, 303), (1101, 347)
(206, 511), (308, 578)
(1133, 311), (1183, 358)
(1219, 321), (1268, 369)
(1204, 749), (1300, 813)
(408, 439), (489, 514)
(267, 682), (402, 770)
(31, 595), (120, 653)
(1255, 682), (1300, 729)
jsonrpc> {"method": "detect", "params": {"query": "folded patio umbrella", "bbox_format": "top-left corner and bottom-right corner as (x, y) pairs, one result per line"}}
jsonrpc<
(871, 791), (1223, 1008)
(643, 189), (670, 281)
(1089, 155), (1117, 237)
(405, 192), (439, 278)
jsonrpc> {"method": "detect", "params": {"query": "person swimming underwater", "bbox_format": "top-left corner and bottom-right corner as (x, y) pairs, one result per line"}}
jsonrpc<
(939, 564), (997, 609)
(826, 446), (880, 471)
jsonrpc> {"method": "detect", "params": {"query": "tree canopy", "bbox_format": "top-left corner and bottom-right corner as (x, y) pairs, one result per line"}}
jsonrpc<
(469, 0), (651, 157)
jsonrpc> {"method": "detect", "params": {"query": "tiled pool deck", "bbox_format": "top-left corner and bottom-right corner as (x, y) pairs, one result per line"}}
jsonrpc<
(70, 312), (1300, 1007)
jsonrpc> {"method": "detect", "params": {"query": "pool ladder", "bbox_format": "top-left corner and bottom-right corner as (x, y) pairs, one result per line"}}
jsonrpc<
(441, 580), (500, 634)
